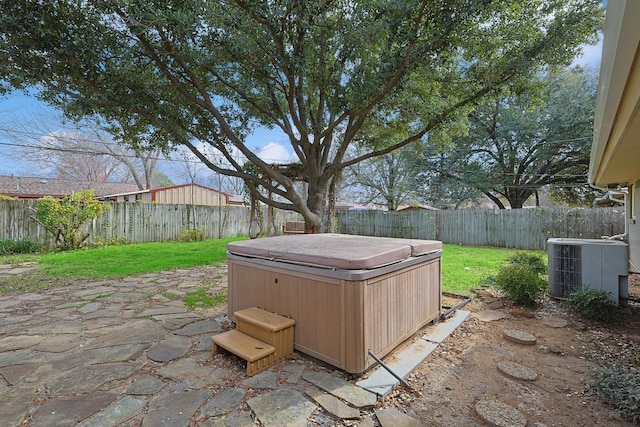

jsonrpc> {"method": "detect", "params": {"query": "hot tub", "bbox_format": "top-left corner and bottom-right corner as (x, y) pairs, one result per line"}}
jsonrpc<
(227, 233), (442, 373)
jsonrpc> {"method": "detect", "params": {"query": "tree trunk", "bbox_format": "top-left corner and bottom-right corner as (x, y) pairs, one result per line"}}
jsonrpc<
(304, 180), (328, 234)
(325, 175), (338, 233)
(485, 192), (506, 209)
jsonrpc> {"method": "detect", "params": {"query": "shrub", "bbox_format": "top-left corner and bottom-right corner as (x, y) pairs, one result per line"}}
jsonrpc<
(567, 288), (619, 322)
(35, 190), (110, 251)
(507, 252), (547, 275)
(0, 238), (39, 255)
(589, 365), (640, 423)
(179, 227), (207, 242)
(494, 263), (547, 306)
(88, 236), (128, 248)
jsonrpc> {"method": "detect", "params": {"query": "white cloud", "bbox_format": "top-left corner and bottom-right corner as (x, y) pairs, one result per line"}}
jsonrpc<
(257, 142), (296, 164)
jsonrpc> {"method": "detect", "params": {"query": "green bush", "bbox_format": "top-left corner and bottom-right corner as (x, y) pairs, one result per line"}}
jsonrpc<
(179, 227), (207, 242)
(507, 252), (547, 275)
(0, 238), (39, 255)
(494, 263), (547, 307)
(567, 288), (619, 322)
(589, 365), (640, 423)
(88, 236), (128, 248)
(35, 190), (110, 251)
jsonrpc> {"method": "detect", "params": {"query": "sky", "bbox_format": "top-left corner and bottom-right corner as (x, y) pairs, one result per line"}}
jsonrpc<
(0, 38), (603, 183)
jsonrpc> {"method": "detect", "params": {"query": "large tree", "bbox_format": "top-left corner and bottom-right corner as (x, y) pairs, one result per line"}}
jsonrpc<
(0, 1), (602, 231)
(419, 67), (598, 209)
(344, 145), (420, 211)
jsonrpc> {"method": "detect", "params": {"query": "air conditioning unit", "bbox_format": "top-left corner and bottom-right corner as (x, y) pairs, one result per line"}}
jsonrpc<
(547, 238), (628, 306)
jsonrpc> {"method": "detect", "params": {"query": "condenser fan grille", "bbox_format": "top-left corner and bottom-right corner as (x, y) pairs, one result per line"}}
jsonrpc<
(551, 244), (582, 296)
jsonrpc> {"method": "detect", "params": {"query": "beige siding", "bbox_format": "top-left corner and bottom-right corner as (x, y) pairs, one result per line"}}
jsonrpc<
(154, 186), (225, 206)
(228, 258), (343, 367)
(630, 182), (640, 272)
(362, 259), (441, 370)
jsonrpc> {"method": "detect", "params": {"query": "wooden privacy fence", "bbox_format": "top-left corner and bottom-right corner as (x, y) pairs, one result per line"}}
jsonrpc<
(337, 207), (625, 250)
(0, 200), (302, 247)
(0, 199), (625, 250)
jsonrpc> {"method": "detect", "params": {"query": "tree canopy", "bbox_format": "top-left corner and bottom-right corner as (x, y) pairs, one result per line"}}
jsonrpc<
(0, 0), (603, 230)
(418, 67), (598, 209)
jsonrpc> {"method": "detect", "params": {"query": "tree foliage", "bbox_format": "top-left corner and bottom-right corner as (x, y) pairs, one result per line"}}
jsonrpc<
(35, 190), (110, 250)
(0, 0), (603, 230)
(419, 67), (598, 209)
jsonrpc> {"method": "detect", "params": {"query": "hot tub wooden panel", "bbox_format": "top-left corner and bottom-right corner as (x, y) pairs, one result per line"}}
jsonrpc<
(228, 250), (442, 374)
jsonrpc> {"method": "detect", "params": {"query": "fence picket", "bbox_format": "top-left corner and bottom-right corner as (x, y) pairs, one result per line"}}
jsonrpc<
(337, 207), (624, 250)
(0, 200), (625, 251)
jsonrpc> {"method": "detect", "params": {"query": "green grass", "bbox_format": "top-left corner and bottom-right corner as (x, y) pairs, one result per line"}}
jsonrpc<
(441, 244), (545, 295)
(26, 237), (245, 280)
(0, 237), (543, 297)
(184, 286), (227, 309)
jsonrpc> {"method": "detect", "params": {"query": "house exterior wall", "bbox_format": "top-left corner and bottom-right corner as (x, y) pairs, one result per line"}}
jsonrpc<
(630, 182), (640, 273)
(153, 186), (225, 206)
(110, 193), (151, 203)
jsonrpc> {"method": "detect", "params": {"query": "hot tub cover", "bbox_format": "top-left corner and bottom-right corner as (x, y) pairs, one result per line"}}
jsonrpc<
(227, 233), (442, 270)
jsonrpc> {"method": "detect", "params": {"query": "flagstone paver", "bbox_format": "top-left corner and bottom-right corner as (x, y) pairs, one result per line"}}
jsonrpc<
(46, 362), (143, 396)
(247, 388), (317, 427)
(35, 334), (83, 353)
(283, 363), (305, 383)
(204, 413), (254, 427)
(0, 264), (445, 426)
(174, 318), (224, 336)
(0, 348), (47, 367)
(198, 388), (247, 419)
(303, 370), (377, 408)
(142, 390), (211, 427)
(242, 370), (278, 389)
(376, 407), (424, 427)
(307, 388), (361, 420)
(156, 358), (225, 388)
(147, 334), (193, 362)
(126, 375), (167, 395)
(0, 386), (36, 426)
(0, 334), (44, 352)
(30, 393), (118, 427)
(83, 321), (165, 349)
(78, 395), (148, 427)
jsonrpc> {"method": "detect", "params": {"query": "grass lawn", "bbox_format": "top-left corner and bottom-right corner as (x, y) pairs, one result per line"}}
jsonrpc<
(441, 244), (545, 295)
(35, 237), (247, 279)
(0, 237), (544, 296)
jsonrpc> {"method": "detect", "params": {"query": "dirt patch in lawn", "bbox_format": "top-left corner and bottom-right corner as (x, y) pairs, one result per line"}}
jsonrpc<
(383, 276), (640, 426)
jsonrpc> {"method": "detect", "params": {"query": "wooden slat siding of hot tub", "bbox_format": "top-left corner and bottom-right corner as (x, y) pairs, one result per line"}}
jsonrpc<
(227, 257), (344, 368)
(342, 279), (367, 373)
(362, 258), (442, 370)
(228, 253), (442, 374)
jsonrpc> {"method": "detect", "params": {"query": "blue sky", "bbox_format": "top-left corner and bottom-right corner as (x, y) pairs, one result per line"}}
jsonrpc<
(0, 39), (603, 181)
(0, 92), (295, 179)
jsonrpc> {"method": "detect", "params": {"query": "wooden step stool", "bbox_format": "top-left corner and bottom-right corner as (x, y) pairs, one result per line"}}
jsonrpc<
(234, 307), (295, 361)
(211, 307), (295, 376)
(212, 329), (276, 376)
